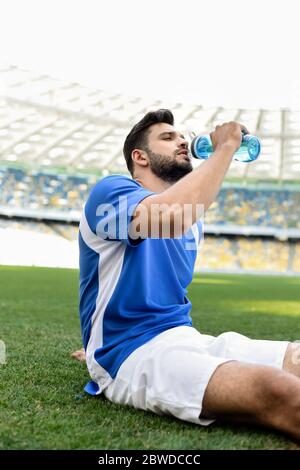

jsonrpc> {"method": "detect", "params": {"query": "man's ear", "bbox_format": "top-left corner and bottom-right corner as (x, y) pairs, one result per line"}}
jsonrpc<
(131, 149), (149, 167)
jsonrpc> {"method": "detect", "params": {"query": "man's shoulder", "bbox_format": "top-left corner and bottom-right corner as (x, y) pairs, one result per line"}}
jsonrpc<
(98, 174), (137, 185)
(86, 174), (145, 210)
(93, 174), (140, 192)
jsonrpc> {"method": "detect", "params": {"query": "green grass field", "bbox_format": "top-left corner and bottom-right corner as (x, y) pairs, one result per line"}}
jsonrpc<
(1, 265), (300, 450)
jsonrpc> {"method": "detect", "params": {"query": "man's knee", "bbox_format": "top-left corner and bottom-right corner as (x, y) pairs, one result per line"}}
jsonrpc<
(253, 368), (300, 425)
(203, 362), (300, 422)
(202, 361), (300, 440)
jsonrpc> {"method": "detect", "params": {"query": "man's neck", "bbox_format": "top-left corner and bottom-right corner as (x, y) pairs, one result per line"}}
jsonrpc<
(134, 174), (172, 193)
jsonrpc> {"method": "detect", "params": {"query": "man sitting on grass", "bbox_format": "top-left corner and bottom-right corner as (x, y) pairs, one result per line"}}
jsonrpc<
(74, 109), (300, 441)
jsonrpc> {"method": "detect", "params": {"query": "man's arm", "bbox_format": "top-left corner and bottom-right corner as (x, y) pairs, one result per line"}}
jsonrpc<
(131, 121), (246, 238)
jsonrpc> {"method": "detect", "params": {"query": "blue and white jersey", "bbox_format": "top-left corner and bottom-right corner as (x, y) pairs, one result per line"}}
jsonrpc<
(79, 175), (202, 394)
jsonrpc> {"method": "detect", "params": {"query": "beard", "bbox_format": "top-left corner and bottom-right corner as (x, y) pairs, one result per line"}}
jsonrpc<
(145, 147), (193, 183)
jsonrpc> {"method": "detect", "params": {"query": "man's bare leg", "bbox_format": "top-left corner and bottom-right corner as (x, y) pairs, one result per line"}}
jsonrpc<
(71, 342), (300, 439)
(201, 361), (300, 441)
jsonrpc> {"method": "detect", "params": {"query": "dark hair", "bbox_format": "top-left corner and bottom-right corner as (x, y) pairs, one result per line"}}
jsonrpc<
(123, 109), (174, 175)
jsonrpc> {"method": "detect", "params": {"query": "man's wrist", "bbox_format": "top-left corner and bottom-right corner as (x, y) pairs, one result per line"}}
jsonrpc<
(214, 142), (238, 158)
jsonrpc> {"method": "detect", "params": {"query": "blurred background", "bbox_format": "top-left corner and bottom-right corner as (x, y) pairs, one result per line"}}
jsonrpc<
(1, 0), (300, 275)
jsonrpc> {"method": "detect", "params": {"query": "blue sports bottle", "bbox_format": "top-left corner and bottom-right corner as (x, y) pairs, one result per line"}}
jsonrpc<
(190, 132), (261, 163)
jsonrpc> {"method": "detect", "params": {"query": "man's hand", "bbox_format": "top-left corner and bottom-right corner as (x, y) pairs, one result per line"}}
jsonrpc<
(210, 121), (249, 154)
(71, 348), (86, 363)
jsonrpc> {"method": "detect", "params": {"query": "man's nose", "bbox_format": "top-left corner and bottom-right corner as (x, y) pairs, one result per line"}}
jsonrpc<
(178, 136), (188, 148)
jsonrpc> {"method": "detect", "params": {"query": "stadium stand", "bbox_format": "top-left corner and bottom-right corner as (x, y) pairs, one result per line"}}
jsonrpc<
(1, 166), (300, 230)
(292, 243), (300, 273)
(0, 64), (300, 274)
(0, 166), (94, 212)
(195, 236), (299, 274)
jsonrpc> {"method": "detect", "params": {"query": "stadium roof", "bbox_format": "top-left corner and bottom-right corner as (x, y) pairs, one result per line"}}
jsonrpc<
(1, 64), (300, 182)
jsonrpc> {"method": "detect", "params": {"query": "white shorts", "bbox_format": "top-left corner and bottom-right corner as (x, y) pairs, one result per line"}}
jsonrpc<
(103, 326), (289, 426)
